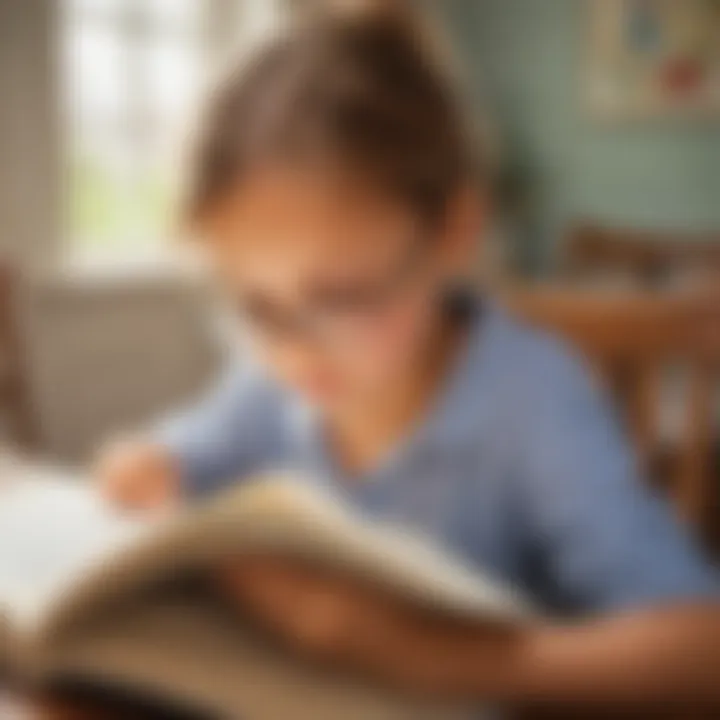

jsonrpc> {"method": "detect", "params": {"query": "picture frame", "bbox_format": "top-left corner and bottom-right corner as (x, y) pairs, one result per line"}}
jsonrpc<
(587, 0), (720, 120)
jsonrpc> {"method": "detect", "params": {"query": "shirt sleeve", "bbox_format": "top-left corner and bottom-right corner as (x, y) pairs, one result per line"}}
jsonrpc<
(519, 343), (719, 614)
(153, 363), (281, 498)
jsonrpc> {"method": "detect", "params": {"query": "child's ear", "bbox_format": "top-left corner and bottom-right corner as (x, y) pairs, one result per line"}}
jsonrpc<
(440, 185), (486, 281)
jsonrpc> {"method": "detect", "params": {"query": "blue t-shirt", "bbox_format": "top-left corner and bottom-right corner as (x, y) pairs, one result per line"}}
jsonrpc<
(157, 301), (718, 614)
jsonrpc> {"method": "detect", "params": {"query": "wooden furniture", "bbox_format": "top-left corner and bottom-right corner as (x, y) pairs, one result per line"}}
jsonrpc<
(502, 285), (720, 543)
(0, 690), (210, 720)
(0, 262), (37, 449)
(563, 225), (720, 288)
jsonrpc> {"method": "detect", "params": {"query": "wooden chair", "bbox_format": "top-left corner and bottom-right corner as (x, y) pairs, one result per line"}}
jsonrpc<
(501, 284), (720, 544)
(0, 262), (38, 449)
(563, 225), (720, 288)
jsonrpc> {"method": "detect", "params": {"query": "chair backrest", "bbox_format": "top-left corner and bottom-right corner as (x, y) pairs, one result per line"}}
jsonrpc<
(0, 263), (37, 449)
(502, 285), (720, 541)
(564, 225), (720, 288)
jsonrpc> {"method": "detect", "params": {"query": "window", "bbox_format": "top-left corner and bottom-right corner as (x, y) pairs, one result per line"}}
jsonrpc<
(62, 0), (280, 261)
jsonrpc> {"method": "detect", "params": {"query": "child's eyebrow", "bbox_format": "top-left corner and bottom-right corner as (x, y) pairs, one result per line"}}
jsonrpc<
(306, 280), (382, 298)
(302, 276), (402, 309)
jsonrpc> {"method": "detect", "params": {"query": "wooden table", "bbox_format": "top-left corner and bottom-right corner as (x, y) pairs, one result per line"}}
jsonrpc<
(0, 686), (210, 719)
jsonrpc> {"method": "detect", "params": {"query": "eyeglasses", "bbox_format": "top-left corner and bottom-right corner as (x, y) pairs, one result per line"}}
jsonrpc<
(234, 239), (431, 346)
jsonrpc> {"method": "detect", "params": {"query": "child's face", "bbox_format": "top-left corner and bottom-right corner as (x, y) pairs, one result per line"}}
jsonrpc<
(200, 167), (474, 410)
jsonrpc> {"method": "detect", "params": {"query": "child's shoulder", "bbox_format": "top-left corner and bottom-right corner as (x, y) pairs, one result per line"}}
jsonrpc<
(479, 301), (594, 395)
(468, 301), (606, 441)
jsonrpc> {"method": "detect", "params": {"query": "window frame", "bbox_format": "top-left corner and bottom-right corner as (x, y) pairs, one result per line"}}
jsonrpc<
(59, 0), (273, 274)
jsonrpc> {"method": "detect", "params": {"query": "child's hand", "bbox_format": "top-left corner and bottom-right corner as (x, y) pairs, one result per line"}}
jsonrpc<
(218, 556), (402, 667)
(217, 555), (523, 697)
(95, 440), (180, 510)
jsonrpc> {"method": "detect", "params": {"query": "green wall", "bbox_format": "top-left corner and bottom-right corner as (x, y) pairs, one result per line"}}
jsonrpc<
(442, 0), (720, 272)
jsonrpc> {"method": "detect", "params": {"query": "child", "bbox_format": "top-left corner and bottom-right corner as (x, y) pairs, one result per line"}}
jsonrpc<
(98, 3), (719, 710)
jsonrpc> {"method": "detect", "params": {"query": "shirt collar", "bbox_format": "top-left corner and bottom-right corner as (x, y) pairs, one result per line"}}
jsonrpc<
(283, 296), (510, 462)
(420, 297), (509, 450)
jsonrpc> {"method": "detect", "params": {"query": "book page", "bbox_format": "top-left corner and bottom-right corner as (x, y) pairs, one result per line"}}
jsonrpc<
(0, 466), (148, 627)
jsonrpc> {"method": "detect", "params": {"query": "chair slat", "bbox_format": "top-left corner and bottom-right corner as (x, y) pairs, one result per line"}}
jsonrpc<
(503, 284), (719, 544)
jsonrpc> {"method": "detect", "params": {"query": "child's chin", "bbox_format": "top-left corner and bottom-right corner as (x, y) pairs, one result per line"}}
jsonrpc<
(297, 379), (344, 406)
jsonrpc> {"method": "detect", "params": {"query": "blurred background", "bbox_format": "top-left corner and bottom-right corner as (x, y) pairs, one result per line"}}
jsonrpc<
(0, 0), (718, 501)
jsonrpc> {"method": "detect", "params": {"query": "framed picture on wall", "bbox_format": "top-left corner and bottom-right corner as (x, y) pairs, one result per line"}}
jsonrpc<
(587, 0), (720, 120)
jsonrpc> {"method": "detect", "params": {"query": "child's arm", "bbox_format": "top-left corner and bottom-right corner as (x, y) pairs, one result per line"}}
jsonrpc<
(503, 603), (720, 707)
(218, 344), (719, 707)
(431, 602), (720, 708)
(218, 557), (720, 708)
(96, 439), (180, 509)
(97, 363), (280, 509)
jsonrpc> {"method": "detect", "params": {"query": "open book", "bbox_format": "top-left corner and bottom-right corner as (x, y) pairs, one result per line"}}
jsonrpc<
(0, 470), (533, 719)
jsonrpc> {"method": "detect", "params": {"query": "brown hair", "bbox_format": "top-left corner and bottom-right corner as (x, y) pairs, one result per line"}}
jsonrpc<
(182, 1), (484, 233)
